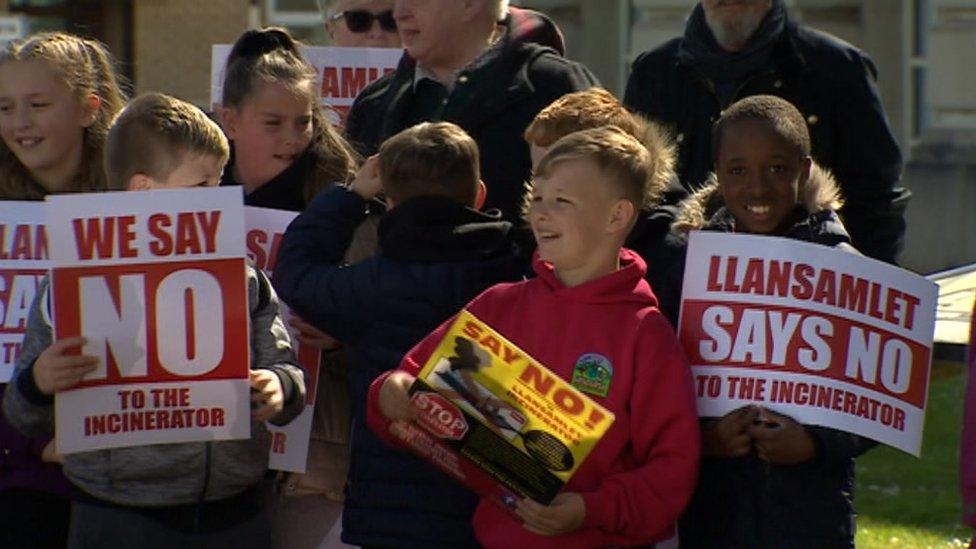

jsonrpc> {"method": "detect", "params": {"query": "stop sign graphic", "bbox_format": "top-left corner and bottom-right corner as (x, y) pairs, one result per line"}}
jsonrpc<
(411, 392), (468, 440)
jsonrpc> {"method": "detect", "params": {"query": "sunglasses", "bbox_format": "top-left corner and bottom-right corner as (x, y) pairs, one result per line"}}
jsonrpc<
(330, 9), (397, 33)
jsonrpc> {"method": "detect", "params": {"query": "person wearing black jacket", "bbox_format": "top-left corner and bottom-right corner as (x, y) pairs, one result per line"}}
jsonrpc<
(625, 0), (909, 265)
(272, 122), (529, 548)
(345, 0), (597, 222)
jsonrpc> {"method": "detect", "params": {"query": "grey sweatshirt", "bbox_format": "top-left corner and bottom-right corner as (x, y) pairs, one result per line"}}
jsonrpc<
(3, 266), (305, 507)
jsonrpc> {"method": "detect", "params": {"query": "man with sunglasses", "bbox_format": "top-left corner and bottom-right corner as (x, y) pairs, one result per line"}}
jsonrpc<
(320, 0), (402, 48)
(345, 0), (597, 224)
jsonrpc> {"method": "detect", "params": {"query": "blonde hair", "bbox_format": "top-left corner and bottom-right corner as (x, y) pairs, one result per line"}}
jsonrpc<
(0, 32), (127, 199)
(222, 27), (358, 203)
(379, 122), (480, 206)
(535, 126), (656, 211)
(105, 93), (229, 191)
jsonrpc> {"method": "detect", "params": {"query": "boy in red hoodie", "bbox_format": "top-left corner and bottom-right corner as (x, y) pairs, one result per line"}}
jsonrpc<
(368, 125), (700, 547)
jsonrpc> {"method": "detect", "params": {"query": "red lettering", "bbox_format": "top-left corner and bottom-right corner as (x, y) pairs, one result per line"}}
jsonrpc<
(706, 255), (722, 291)
(246, 230), (268, 270)
(72, 217), (116, 260)
(148, 214), (173, 256)
(341, 67), (368, 98)
(519, 363), (555, 395)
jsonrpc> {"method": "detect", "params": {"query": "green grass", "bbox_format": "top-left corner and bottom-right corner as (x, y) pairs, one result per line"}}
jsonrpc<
(855, 363), (974, 548)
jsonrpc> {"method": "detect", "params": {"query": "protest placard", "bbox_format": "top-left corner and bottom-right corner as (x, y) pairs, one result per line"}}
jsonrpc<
(677, 232), (938, 456)
(47, 188), (250, 454)
(387, 310), (614, 506)
(0, 202), (49, 382)
(210, 45), (402, 125)
(245, 206), (321, 473)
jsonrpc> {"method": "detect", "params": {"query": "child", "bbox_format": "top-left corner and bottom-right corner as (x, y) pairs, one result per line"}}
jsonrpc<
(218, 28), (368, 546)
(219, 27), (358, 212)
(0, 32), (126, 199)
(0, 31), (127, 549)
(272, 122), (528, 547)
(372, 125), (701, 547)
(669, 95), (876, 548)
(3, 92), (306, 548)
(522, 87), (688, 323)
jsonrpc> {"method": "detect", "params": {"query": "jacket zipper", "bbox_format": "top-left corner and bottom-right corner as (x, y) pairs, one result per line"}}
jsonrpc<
(194, 442), (213, 532)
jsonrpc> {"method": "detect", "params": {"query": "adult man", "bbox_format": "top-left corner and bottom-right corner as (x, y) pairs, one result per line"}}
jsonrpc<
(319, 0), (401, 48)
(345, 0), (597, 221)
(625, 0), (908, 264)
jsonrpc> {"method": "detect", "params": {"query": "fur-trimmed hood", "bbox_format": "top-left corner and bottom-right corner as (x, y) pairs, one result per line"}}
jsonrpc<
(672, 161), (844, 234)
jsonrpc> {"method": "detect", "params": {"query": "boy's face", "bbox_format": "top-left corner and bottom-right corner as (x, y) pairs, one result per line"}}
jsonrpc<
(529, 159), (631, 277)
(132, 153), (225, 190)
(716, 119), (810, 234)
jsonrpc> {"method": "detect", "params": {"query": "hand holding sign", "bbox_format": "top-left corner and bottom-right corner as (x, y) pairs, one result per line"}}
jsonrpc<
(33, 336), (98, 395)
(379, 370), (418, 421)
(250, 369), (285, 421)
(749, 408), (817, 465)
(702, 405), (757, 458)
(515, 492), (586, 536)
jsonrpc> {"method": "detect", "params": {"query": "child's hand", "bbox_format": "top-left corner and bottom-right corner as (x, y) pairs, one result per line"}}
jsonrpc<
(41, 439), (63, 464)
(349, 155), (382, 200)
(378, 371), (417, 421)
(33, 337), (98, 395)
(287, 316), (341, 350)
(748, 408), (817, 465)
(515, 492), (586, 536)
(702, 405), (758, 458)
(250, 369), (285, 421)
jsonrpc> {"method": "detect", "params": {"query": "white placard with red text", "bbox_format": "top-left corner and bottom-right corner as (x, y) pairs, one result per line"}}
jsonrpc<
(0, 202), (49, 382)
(677, 232), (938, 456)
(210, 45), (402, 126)
(47, 188), (250, 454)
(246, 206), (322, 473)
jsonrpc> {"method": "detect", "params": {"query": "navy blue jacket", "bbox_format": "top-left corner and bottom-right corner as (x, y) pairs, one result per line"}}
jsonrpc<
(625, 10), (908, 265)
(272, 186), (529, 548)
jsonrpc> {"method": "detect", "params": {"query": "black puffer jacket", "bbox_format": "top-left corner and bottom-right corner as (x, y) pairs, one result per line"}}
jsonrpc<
(272, 186), (529, 548)
(625, 1), (908, 265)
(665, 165), (876, 549)
(345, 12), (597, 222)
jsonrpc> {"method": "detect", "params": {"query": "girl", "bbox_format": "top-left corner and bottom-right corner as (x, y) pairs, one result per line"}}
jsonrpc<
(219, 27), (358, 212)
(0, 32), (125, 199)
(218, 27), (364, 549)
(0, 31), (127, 548)
(669, 94), (876, 548)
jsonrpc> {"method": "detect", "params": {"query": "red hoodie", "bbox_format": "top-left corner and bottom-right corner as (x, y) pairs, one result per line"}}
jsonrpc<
(368, 249), (700, 547)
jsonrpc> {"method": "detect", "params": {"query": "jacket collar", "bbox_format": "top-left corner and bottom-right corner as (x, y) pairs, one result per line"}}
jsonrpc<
(672, 161), (846, 238)
(369, 19), (554, 142)
(378, 196), (513, 263)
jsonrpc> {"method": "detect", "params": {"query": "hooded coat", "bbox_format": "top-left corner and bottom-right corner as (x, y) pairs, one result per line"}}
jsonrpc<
(666, 164), (877, 548)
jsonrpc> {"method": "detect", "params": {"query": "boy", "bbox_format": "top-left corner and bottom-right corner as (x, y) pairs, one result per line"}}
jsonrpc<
(523, 87), (688, 324)
(668, 95), (876, 548)
(3, 93), (306, 548)
(271, 121), (528, 548)
(371, 125), (700, 547)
